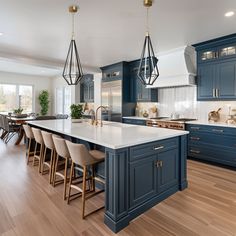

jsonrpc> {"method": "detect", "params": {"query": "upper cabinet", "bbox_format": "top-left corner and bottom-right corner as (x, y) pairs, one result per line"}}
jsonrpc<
(194, 34), (236, 100)
(129, 60), (158, 102)
(80, 74), (94, 103)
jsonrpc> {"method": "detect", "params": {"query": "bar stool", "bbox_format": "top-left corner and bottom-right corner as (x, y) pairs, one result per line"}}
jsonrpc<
(65, 140), (105, 219)
(52, 135), (71, 200)
(31, 128), (44, 173)
(41, 131), (60, 184)
(22, 125), (35, 165)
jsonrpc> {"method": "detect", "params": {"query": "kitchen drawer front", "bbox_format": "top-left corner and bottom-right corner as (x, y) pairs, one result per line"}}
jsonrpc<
(130, 137), (178, 162)
(122, 118), (146, 126)
(188, 145), (236, 167)
(188, 132), (236, 149)
(186, 124), (236, 136)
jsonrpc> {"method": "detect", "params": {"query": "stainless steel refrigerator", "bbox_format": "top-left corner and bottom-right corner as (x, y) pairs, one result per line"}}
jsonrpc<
(101, 80), (122, 122)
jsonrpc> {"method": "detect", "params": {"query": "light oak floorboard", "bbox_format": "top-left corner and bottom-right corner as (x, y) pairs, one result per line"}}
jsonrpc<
(0, 138), (236, 236)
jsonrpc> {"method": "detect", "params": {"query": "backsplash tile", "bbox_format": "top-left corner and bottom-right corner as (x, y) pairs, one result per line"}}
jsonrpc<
(158, 86), (236, 121)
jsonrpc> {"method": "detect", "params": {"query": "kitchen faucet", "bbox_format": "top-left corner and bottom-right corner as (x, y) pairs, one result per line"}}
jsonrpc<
(88, 109), (95, 125)
(94, 106), (107, 127)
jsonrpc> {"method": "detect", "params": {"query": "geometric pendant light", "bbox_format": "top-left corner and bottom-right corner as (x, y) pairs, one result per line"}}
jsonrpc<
(62, 6), (83, 85)
(138, 0), (159, 86)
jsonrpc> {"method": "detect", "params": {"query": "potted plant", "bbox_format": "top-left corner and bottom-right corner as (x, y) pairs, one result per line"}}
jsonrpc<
(70, 104), (83, 122)
(13, 107), (24, 115)
(38, 90), (49, 115)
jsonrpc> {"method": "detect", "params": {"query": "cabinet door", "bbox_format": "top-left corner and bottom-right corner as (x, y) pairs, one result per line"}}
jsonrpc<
(80, 82), (85, 102)
(88, 81), (94, 102)
(157, 148), (179, 193)
(129, 155), (157, 208)
(217, 61), (236, 99)
(197, 64), (216, 100)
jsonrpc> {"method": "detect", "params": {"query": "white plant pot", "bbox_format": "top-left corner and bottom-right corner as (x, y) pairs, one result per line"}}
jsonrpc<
(71, 118), (83, 123)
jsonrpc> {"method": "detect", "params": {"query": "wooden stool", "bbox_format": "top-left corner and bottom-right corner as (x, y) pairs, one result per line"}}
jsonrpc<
(22, 125), (35, 165)
(66, 140), (105, 219)
(31, 128), (44, 173)
(52, 135), (71, 200)
(41, 131), (59, 184)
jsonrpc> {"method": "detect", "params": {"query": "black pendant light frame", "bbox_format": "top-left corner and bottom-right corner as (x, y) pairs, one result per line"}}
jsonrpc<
(137, 0), (159, 86)
(62, 6), (83, 85)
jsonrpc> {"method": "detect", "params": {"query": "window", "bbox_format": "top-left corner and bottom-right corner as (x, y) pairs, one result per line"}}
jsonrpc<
(55, 87), (71, 115)
(0, 84), (33, 113)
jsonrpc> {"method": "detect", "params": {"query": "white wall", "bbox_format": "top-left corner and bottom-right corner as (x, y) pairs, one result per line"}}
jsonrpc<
(51, 73), (102, 115)
(0, 71), (53, 115)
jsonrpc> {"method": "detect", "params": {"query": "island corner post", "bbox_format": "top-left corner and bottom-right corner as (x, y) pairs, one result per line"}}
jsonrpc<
(104, 135), (188, 233)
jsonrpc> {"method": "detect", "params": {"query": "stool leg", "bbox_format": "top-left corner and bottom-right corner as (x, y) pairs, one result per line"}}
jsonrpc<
(63, 157), (69, 200)
(67, 162), (74, 204)
(33, 142), (38, 166)
(27, 138), (31, 165)
(53, 154), (59, 187)
(41, 146), (47, 175)
(49, 149), (54, 184)
(82, 165), (87, 219)
(92, 165), (95, 192)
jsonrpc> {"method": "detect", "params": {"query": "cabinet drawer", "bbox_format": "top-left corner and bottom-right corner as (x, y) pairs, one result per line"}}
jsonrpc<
(188, 145), (236, 167)
(189, 132), (236, 149)
(186, 124), (236, 136)
(130, 137), (178, 162)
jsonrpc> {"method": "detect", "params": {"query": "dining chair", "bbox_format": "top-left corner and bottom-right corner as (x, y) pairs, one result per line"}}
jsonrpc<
(2, 115), (21, 144)
(65, 140), (105, 219)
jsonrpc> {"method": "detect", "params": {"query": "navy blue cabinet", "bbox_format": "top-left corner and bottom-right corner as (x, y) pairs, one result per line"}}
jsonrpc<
(129, 60), (158, 102)
(186, 124), (236, 167)
(194, 34), (236, 101)
(80, 74), (94, 103)
(122, 118), (146, 126)
(129, 137), (179, 208)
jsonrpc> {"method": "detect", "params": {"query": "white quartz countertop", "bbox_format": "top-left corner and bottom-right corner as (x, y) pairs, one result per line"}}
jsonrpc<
(123, 116), (151, 120)
(186, 120), (236, 128)
(27, 120), (188, 149)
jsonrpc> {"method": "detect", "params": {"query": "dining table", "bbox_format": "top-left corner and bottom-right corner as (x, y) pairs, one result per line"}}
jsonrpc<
(8, 116), (36, 145)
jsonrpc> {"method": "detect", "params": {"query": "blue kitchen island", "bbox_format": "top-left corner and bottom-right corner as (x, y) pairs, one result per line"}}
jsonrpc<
(27, 120), (188, 233)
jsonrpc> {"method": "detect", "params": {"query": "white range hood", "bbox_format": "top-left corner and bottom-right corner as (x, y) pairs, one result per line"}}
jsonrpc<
(148, 46), (196, 88)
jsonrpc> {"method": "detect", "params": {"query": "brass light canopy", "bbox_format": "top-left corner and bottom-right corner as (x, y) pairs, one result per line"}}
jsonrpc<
(138, 0), (159, 86)
(62, 5), (83, 85)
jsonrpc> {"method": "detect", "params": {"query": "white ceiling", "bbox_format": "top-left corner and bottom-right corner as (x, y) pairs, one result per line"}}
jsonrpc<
(0, 0), (236, 76)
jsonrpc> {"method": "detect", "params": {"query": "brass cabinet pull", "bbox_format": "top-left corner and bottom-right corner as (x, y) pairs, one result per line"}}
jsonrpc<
(216, 89), (219, 98)
(156, 160), (163, 168)
(190, 137), (200, 141)
(154, 145), (164, 150)
(190, 149), (200, 154)
(190, 127), (200, 130)
(212, 129), (224, 133)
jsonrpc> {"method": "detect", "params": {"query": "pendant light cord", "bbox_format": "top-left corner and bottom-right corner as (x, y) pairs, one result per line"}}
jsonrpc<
(146, 7), (149, 36)
(72, 12), (75, 39)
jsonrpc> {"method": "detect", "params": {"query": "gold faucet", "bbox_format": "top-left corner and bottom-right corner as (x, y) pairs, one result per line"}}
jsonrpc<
(94, 106), (107, 127)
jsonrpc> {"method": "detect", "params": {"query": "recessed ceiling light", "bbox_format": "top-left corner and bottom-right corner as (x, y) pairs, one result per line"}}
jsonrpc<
(225, 11), (235, 17)
(0, 32), (3, 36)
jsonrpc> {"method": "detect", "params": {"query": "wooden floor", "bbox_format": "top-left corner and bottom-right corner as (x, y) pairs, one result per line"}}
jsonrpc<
(0, 137), (236, 236)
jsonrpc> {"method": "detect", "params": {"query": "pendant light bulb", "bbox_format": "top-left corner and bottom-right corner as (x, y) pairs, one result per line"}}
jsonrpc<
(62, 5), (83, 85)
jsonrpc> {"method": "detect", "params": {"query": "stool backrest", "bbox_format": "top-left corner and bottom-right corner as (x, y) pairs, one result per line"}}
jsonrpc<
(52, 135), (70, 158)
(66, 140), (94, 166)
(41, 131), (55, 150)
(23, 125), (34, 139)
(32, 128), (44, 144)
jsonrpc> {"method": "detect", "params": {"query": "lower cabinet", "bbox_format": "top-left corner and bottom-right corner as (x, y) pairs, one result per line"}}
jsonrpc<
(129, 137), (179, 209)
(186, 124), (236, 167)
(122, 118), (147, 126)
